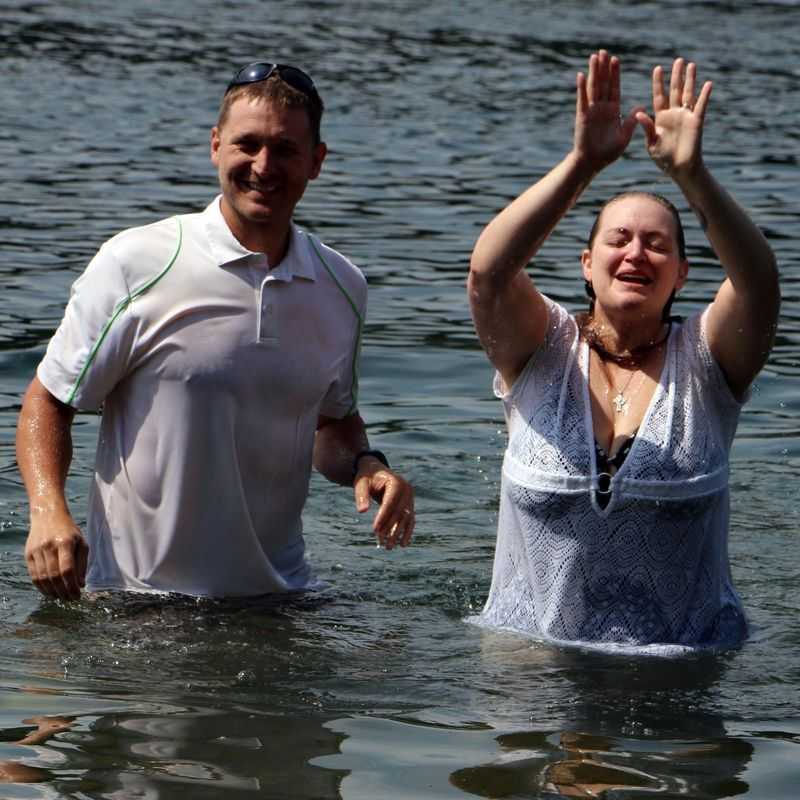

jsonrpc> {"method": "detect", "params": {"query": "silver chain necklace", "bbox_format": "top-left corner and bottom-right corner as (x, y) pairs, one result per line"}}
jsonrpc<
(597, 357), (646, 415)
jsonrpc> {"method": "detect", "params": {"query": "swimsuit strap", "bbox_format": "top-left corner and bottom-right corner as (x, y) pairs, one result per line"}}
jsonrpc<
(595, 431), (637, 473)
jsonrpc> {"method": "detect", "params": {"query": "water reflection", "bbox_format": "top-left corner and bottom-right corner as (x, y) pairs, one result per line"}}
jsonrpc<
(1, 0), (799, 796)
(1, 706), (348, 798)
(85, 708), (346, 799)
(450, 632), (753, 798)
(452, 731), (752, 798)
(0, 712), (74, 785)
(1, 595), (361, 798)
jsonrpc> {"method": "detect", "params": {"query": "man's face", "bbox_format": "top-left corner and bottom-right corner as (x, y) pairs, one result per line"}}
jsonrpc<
(210, 97), (326, 246)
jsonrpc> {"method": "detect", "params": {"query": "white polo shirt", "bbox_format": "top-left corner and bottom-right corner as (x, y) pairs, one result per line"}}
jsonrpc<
(38, 196), (366, 597)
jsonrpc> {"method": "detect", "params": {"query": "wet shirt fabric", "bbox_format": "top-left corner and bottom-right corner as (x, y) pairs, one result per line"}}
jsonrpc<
(38, 197), (366, 597)
(477, 296), (749, 654)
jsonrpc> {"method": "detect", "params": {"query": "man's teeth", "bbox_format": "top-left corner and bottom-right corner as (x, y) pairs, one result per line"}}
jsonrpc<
(618, 274), (650, 284)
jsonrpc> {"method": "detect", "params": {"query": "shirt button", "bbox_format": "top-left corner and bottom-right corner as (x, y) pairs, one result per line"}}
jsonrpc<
(265, 304), (273, 314)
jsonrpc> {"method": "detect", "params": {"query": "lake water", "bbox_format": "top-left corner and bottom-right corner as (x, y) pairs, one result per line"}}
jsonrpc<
(1, 1), (799, 797)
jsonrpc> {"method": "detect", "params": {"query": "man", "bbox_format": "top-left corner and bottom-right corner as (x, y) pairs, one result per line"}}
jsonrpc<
(16, 62), (415, 602)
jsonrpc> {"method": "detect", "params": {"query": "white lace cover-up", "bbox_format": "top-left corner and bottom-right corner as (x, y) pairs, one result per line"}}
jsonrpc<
(478, 296), (749, 652)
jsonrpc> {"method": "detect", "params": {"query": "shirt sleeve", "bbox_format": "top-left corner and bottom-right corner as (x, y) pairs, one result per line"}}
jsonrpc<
(684, 308), (748, 410)
(318, 252), (368, 420)
(37, 241), (138, 411)
(493, 294), (575, 403)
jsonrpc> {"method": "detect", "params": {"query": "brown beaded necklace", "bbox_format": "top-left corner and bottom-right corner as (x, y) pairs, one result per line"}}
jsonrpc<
(579, 315), (672, 369)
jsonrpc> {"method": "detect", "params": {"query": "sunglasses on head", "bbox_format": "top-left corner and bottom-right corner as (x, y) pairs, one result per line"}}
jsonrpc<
(225, 62), (319, 100)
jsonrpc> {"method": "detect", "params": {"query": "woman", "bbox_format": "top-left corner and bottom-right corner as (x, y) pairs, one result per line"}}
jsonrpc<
(468, 51), (779, 651)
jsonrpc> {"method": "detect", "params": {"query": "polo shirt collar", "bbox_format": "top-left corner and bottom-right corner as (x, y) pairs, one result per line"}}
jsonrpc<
(203, 195), (316, 281)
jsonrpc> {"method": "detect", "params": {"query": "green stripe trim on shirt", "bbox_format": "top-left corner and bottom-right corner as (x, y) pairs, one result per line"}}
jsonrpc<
(305, 233), (364, 416)
(66, 217), (183, 405)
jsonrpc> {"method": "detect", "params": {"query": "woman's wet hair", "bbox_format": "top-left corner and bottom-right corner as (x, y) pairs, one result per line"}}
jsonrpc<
(584, 191), (686, 322)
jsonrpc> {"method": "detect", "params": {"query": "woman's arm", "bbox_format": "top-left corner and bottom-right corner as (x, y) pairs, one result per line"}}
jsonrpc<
(636, 59), (779, 398)
(468, 50), (641, 388)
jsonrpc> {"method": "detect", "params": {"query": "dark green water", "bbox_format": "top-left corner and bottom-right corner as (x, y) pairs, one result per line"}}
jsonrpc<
(1, 1), (799, 797)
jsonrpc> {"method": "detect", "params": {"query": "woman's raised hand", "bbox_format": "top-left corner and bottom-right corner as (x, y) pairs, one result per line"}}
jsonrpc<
(636, 58), (711, 180)
(574, 50), (641, 174)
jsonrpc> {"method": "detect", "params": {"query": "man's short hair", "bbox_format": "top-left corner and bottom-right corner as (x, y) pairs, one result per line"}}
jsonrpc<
(217, 75), (324, 145)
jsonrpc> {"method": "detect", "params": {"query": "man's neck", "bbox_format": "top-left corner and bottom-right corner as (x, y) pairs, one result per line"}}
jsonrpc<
(220, 201), (292, 267)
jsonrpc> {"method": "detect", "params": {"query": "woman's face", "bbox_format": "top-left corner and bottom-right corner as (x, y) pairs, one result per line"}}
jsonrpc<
(581, 196), (689, 322)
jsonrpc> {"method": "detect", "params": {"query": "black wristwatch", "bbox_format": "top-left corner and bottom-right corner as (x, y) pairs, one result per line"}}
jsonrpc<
(352, 449), (390, 481)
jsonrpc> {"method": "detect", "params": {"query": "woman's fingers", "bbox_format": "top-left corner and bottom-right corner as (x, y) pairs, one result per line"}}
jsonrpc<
(695, 80), (713, 120)
(682, 61), (697, 108)
(598, 50), (612, 100)
(635, 110), (657, 146)
(654, 58), (710, 118)
(608, 55), (621, 104)
(621, 105), (644, 143)
(581, 50), (619, 109)
(575, 71), (588, 116)
(669, 57), (685, 108)
(592, 50), (613, 101)
(652, 65), (666, 112)
(586, 52), (597, 102)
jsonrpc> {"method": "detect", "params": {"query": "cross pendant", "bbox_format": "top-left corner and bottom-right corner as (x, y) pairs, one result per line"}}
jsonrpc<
(612, 393), (628, 414)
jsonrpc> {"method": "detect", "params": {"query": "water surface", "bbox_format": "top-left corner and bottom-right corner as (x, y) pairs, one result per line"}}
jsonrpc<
(1, 1), (799, 797)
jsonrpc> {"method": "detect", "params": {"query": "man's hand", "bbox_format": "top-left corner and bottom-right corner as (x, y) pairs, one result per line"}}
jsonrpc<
(353, 456), (415, 550)
(25, 515), (88, 602)
(314, 413), (416, 549)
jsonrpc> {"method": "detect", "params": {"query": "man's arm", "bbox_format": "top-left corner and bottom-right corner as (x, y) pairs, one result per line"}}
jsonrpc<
(16, 376), (88, 601)
(314, 413), (415, 549)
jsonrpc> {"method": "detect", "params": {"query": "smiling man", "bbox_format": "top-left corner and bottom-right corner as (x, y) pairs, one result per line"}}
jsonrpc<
(17, 63), (415, 602)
